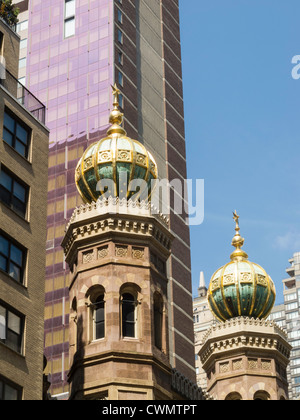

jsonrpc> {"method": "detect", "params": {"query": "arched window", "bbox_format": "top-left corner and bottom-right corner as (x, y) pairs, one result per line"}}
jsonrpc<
(253, 391), (270, 401)
(225, 392), (242, 400)
(92, 294), (105, 340)
(154, 293), (163, 350)
(121, 293), (136, 338)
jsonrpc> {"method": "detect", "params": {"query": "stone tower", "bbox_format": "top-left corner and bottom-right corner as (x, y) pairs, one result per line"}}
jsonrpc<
(199, 212), (291, 400)
(61, 87), (204, 401)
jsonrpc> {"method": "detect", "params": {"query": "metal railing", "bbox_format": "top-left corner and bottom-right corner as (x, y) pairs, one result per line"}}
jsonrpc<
(0, 69), (46, 125)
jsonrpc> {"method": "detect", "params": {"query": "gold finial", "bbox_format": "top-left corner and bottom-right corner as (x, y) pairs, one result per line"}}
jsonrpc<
(233, 210), (239, 230)
(107, 83), (126, 136)
(230, 210), (248, 261)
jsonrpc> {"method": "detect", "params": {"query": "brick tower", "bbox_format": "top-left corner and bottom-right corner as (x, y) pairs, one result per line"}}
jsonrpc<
(61, 88), (204, 400)
(199, 212), (291, 400)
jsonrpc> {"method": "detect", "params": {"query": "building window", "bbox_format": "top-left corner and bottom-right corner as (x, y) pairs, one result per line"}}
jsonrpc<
(3, 109), (31, 159)
(293, 376), (300, 385)
(121, 293), (136, 338)
(118, 71), (123, 87)
(117, 9), (123, 24)
(19, 38), (27, 50)
(16, 20), (28, 33)
(93, 295), (105, 340)
(289, 330), (300, 339)
(153, 293), (163, 350)
(118, 51), (123, 65)
(286, 302), (298, 311)
(64, 0), (76, 38)
(117, 29), (123, 44)
(0, 304), (23, 354)
(119, 93), (124, 109)
(286, 293), (297, 301)
(0, 31), (3, 50)
(0, 233), (26, 284)
(0, 167), (29, 218)
(18, 77), (26, 86)
(0, 376), (22, 400)
(18, 57), (26, 69)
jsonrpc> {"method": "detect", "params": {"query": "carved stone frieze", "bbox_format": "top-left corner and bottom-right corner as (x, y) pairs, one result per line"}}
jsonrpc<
(115, 246), (128, 258)
(199, 316), (291, 367)
(62, 197), (174, 266)
(83, 251), (95, 264)
(98, 246), (108, 259)
(132, 248), (144, 260)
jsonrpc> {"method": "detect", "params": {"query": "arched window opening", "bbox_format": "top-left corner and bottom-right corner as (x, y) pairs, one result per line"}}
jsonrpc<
(92, 294), (105, 340)
(253, 391), (270, 401)
(121, 293), (136, 338)
(225, 392), (242, 400)
(154, 293), (163, 350)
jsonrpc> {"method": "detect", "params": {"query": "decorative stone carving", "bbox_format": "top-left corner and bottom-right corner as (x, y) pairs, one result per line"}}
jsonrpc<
(223, 274), (235, 285)
(84, 157), (93, 170)
(211, 278), (220, 291)
(220, 362), (229, 373)
(98, 151), (112, 163)
(233, 359), (243, 371)
(132, 248), (144, 260)
(257, 274), (268, 287)
(248, 359), (258, 370)
(240, 272), (252, 283)
(136, 153), (147, 167)
(262, 360), (272, 371)
(117, 150), (131, 161)
(62, 197), (173, 269)
(83, 251), (94, 264)
(171, 369), (212, 400)
(98, 246), (108, 259)
(199, 316), (291, 367)
(115, 246), (128, 258)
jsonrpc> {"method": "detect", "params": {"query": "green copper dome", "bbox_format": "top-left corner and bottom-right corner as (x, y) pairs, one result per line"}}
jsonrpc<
(75, 85), (158, 204)
(207, 212), (276, 322)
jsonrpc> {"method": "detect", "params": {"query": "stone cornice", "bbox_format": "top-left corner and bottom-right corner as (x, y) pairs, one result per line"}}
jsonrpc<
(62, 197), (174, 263)
(199, 317), (292, 367)
(66, 197), (170, 231)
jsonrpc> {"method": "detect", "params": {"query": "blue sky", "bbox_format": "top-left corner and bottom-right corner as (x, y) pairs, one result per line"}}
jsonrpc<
(179, 0), (300, 303)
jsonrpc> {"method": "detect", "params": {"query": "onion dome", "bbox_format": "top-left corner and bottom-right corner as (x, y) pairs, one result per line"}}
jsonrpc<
(75, 84), (158, 204)
(207, 211), (276, 322)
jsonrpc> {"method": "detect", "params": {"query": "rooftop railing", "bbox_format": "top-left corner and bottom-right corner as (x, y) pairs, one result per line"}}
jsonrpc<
(0, 69), (46, 125)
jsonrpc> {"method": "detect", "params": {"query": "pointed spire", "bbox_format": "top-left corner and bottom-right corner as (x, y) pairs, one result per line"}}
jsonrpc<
(199, 271), (205, 289)
(198, 271), (207, 297)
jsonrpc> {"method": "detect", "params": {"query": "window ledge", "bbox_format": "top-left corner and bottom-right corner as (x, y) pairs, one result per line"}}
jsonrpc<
(0, 200), (30, 225)
(0, 340), (25, 359)
(0, 267), (27, 290)
(121, 337), (139, 341)
(2, 139), (32, 166)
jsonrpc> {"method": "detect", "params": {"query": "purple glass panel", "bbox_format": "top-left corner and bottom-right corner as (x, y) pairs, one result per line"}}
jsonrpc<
(27, 0), (114, 395)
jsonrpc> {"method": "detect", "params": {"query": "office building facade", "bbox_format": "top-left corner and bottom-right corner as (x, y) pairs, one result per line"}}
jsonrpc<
(193, 272), (216, 391)
(14, 0), (194, 396)
(269, 252), (300, 400)
(0, 17), (49, 399)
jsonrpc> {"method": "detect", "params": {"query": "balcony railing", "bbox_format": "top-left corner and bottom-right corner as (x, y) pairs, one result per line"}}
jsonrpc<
(0, 69), (46, 125)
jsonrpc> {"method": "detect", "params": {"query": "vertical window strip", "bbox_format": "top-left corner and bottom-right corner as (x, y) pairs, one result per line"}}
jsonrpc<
(64, 0), (76, 38)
